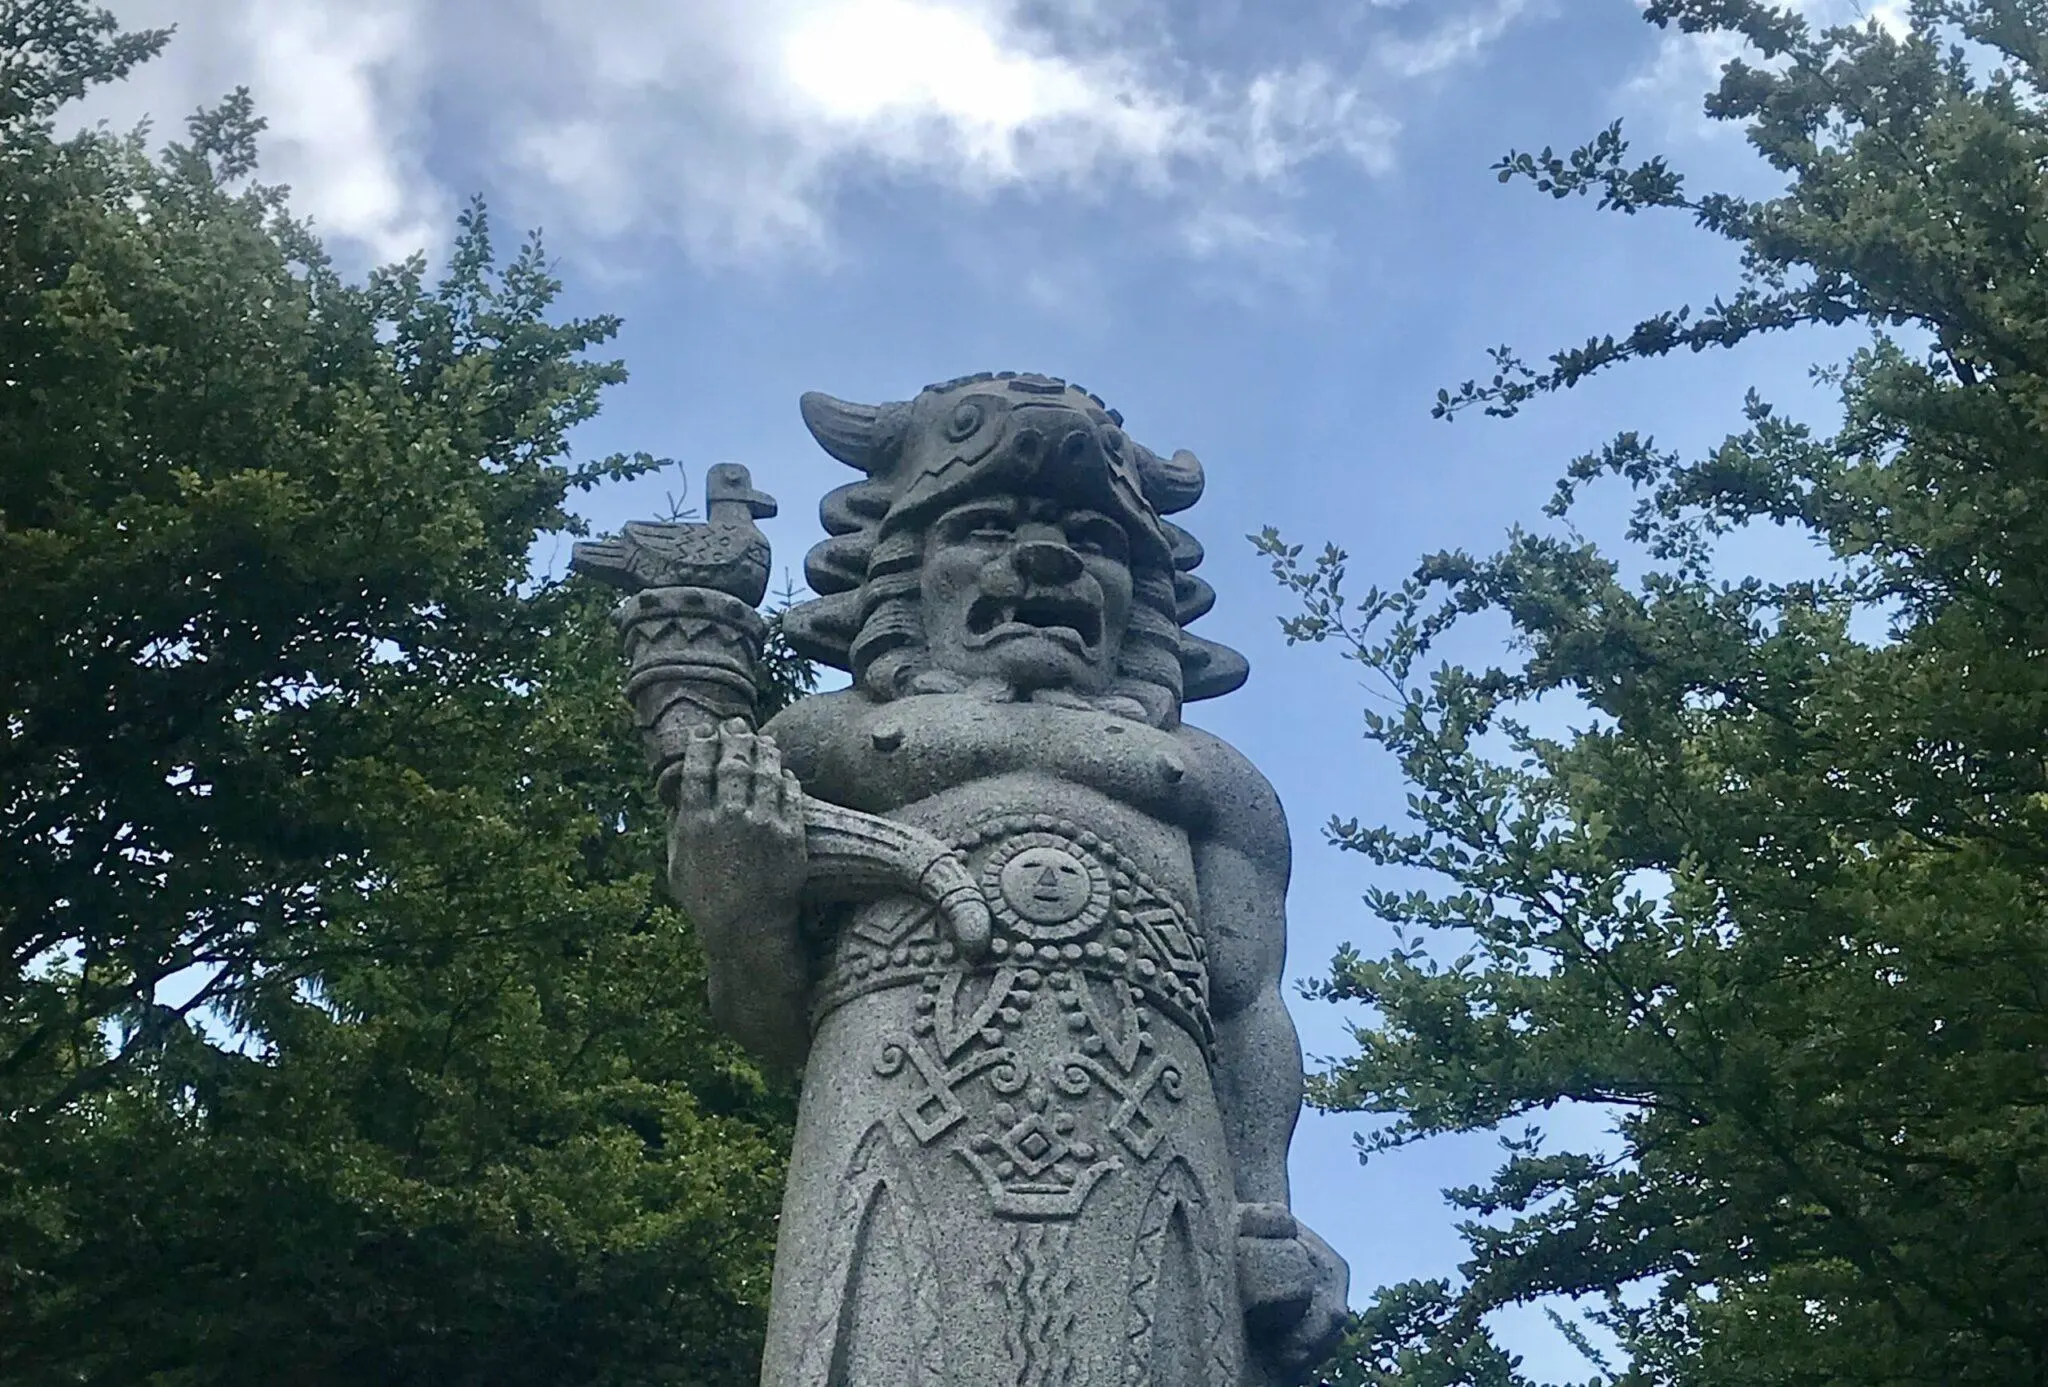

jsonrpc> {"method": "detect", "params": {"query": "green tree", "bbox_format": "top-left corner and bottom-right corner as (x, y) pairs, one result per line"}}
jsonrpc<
(1265, 3), (2048, 1383)
(1, 6), (797, 1382)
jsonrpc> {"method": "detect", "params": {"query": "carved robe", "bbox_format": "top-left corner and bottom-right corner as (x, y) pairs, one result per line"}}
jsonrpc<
(760, 745), (1248, 1387)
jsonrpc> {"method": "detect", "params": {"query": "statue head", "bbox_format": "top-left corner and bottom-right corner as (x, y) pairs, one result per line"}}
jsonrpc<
(782, 372), (1248, 727)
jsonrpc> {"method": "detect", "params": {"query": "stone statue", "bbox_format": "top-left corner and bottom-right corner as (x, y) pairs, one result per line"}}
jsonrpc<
(575, 373), (1349, 1387)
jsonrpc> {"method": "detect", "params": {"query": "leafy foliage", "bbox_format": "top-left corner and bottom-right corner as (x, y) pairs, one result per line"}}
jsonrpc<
(1274, 3), (2048, 1383)
(1, 7), (795, 1382)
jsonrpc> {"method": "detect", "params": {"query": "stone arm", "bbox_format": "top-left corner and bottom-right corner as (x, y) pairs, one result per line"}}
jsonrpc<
(1189, 734), (1303, 1210)
(664, 720), (814, 1072)
(1184, 727), (1350, 1376)
(669, 697), (994, 1072)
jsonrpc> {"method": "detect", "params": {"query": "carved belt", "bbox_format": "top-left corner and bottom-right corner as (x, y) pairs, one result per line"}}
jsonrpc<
(811, 813), (1213, 1059)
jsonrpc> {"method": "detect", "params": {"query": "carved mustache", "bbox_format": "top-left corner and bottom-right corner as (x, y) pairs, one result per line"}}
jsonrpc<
(962, 590), (1103, 652)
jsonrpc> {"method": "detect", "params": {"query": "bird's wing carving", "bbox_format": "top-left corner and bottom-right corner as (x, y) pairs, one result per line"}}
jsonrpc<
(573, 520), (771, 595)
(568, 534), (643, 590)
(617, 519), (698, 561)
(624, 522), (765, 569)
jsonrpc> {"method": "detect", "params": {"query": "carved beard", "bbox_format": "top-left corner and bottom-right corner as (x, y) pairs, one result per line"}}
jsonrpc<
(902, 667), (1158, 725)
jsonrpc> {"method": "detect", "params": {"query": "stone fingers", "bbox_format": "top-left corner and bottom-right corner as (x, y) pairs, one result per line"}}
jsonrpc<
(778, 771), (810, 843)
(752, 741), (808, 843)
(701, 717), (798, 820)
(679, 724), (720, 808)
(749, 735), (786, 816)
(714, 718), (755, 814)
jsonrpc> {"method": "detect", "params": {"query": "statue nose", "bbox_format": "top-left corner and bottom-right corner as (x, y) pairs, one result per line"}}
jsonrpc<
(1011, 540), (1083, 584)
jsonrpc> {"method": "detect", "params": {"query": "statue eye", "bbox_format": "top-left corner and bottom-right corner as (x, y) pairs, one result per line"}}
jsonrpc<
(1100, 426), (1126, 458)
(1066, 516), (1128, 562)
(945, 401), (985, 442)
(943, 506), (1014, 543)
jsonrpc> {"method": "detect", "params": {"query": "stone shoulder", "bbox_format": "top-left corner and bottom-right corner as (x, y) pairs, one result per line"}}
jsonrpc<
(760, 687), (870, 771)
(1174, 720), (1291, 878)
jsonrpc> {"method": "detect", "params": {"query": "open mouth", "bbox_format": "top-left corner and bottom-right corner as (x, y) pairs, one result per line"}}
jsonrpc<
(964, 591), (1102, 652)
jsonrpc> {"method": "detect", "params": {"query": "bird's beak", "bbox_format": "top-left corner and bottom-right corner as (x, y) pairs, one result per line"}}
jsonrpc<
(742, 489), (778, 519)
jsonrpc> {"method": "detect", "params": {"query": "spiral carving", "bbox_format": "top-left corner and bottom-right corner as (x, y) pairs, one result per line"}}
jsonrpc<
(945, 400), (984, 441)
(1158, 1062), (1185, 1103)
(989, 1057), (1030, 1095)
(873, 1041), (910, 1078)
(1055, 1061), (1094, 1098)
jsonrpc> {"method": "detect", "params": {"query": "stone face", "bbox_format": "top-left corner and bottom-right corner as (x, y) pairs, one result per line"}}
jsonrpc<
(577, 373), (1348, 1386)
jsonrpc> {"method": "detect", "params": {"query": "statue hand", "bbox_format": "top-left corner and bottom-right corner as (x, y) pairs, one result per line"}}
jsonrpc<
(667, 718), (808, 934)
(1236, 1203), (1350, 1375)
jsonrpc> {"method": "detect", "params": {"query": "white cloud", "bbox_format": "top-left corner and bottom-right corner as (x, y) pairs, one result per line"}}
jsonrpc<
(1622, 0), (1912, 133)
(1381, 0), (1536, 80)
(232, 0), (438, 260)
(86, 0), (441, 263)
(491, 0), (1406, 264)
(1175, 205), (1338, 304)
(1181, 207), (1316, 258)
(83, 0), (1535, 271)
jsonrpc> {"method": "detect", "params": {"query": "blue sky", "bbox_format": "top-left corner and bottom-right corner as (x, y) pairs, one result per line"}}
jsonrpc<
(93, 0), (1904, 1375)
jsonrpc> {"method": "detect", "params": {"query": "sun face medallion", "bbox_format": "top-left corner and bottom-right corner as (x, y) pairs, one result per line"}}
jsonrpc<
(982, 831), (1111, 943)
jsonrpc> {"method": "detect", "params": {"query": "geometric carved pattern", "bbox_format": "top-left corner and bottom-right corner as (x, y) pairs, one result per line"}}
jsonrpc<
(873, 1027), (1188, 1222)
(1122, 1157), (1238, 1387)
(841, 814), (1212, 1225)
(997, 1222), (1079, 1387)
(817, 814), (1213, 1056)
(793, 1123), (948, 1387)
(950, 1070), (1124, 1221)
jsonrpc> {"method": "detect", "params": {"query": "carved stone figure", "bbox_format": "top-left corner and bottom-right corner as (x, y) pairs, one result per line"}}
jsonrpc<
(572, 461), (779, 604)
(575, 373), (1348, 1387)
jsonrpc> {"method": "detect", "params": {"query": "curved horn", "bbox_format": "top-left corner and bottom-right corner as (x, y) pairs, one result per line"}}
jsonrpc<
(1133, 444), (1205, 516)
(800, 391), (903, 473)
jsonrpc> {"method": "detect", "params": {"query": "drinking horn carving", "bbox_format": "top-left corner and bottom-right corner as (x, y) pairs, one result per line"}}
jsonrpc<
(571, 464), (991, 956)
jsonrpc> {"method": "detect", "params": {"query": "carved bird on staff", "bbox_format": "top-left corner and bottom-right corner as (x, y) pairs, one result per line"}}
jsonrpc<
(571, 462), (779, 606)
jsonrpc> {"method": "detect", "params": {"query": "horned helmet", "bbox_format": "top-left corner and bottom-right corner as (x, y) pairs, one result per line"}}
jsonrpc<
(781, 372), (1248, 727)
